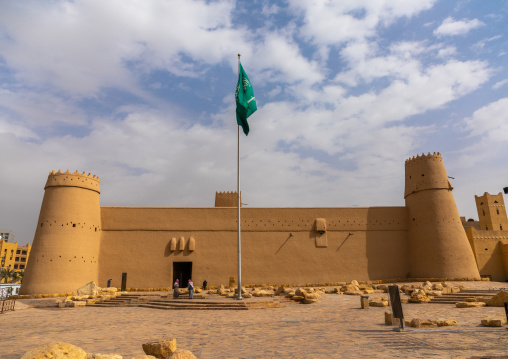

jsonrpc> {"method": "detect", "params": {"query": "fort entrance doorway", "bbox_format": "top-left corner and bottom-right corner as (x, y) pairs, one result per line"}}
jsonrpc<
(173, 262), (192, 288)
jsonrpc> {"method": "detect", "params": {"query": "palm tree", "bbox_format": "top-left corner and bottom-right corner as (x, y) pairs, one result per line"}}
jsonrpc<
(17, 270), (24, 284)
(8, 270), (19, 284)
(0, 268), (18, 283)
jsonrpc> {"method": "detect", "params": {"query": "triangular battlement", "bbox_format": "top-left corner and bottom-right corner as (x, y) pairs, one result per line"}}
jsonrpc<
(45, 169), (100, 193)
(405, 152), (441, 165)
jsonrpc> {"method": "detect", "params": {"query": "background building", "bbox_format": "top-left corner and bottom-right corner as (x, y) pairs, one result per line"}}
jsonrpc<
(0, 231), (32, 283)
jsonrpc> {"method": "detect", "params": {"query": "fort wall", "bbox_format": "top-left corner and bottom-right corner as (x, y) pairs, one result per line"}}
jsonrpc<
(20, 153), (484, 295)
(98, 207), (409, 288)
(466, 227), (508, 281)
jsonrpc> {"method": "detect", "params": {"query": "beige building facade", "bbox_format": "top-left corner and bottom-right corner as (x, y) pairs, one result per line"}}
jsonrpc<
(0, 236), (32, 279)
(20, 153), (482, 295)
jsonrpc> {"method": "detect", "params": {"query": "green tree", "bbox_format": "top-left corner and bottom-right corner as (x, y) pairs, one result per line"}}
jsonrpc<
(17, 270), (24, 283)
(0, 268), (9, 283)
(1, 268), (18, 283)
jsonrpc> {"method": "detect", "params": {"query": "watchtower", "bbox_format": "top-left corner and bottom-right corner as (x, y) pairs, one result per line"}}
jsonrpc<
(215, 191), (241, 207)
(404, 153), (480, 279)
(475, 192), (508, 231)
(20, 170), (102, 295)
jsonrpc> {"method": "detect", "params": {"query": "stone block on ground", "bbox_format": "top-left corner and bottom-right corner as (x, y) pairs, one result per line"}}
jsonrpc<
(342, 284), (360, 292)
(169, 349), (196, 359)
(344, 290), (363, 296)
(305, 293), (319, 300)
(432, 283), (444, 291)
(88, 354), (123, 359)
(291, 295), (304, 302)
(481, 317), (507, 327)
(217, 285), (226, 296)
(275, 286), (286, 295)
(410, 318), (437, 328)
(142, 339), (177, 359)
(66, 301), (87, 307)
(422, 281), (433, 290)
(409, 291), (431, 303)
(77, 281), (99, 296)
(57, 301), (66, 308)
(431, 319), (458, 327)
(369, 300), (388, 307)
(285, 291), (296, 298)
(21, 342), (87, 359)
(295, 288), (308, 297)
(100, 287), (118, 293)
(486, 290), (508, 307)
(455, 301), (486, 308)
(234, 286), (247, 294)
(441, 287), (452, 294)
(303, 298), (318, 304)
(252, 289), (274, 297)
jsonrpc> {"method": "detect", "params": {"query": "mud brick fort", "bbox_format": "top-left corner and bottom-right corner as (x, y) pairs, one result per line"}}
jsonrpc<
(20, 152), (508, 295)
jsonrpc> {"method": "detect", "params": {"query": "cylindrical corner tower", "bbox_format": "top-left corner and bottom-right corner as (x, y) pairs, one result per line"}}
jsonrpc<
(20, 170), (102, 294)
(404, 153), (480, 279)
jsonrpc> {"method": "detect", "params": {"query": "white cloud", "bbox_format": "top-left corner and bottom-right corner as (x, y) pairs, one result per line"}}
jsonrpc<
(249, 32), (324, 86)
(0, 88), (88, 128)
(437, 46), (457, 58)
(291, 0), (437, 48)
(434, 17), (484, 37)
(464, 97), (508, 141)
(0, 0), (240, 96)
(493, 79), (508, 89)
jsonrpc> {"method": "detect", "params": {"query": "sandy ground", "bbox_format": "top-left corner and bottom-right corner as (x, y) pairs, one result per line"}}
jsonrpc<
(1, 281), (507, 359)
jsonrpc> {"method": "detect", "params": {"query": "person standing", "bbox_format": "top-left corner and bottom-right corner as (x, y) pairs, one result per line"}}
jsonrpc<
(188, 279), (194, 299)
(202, 279), (207, 290)
(173, 279), (179, 299)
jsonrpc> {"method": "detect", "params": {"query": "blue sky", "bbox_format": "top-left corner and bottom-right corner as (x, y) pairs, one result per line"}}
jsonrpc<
(1, 0), (508, 244)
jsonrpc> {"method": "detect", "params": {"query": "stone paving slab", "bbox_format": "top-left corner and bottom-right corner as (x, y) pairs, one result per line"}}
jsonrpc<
(1, 281), (507, 358)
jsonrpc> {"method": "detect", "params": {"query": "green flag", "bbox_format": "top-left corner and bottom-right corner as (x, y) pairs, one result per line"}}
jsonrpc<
(235, 63), (257, 135)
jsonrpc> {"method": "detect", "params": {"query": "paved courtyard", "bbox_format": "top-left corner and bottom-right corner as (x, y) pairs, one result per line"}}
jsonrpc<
(1, 281), (508, 359)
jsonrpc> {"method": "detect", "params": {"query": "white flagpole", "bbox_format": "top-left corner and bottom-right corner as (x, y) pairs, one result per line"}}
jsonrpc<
(236, 53), (243, 300)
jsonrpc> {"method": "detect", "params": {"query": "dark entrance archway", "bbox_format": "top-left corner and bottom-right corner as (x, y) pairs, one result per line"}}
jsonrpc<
(173, 262), (192, 288)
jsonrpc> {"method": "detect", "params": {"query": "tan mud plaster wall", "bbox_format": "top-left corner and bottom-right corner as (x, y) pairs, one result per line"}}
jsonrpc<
(99, 206), (409, 288)
(466, 227), (508, 281)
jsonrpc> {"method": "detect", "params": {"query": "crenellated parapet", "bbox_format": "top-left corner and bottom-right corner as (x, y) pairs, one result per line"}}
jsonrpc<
(215, 191), (241, 207)
(404, 152), (452, 198)
(45, 169), (100, 194)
